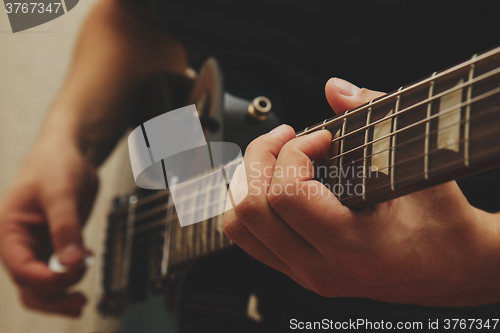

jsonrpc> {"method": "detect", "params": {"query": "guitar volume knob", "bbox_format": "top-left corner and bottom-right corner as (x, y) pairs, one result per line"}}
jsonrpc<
(248, 96), (272, 121)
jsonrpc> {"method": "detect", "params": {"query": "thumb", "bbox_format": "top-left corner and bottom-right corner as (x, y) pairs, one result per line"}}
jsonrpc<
(325, 77), (386, 115)
(44, 194), (84, 267)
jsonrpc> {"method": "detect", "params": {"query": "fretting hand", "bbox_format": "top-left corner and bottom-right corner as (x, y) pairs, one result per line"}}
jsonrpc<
(223, 78), (500, 307)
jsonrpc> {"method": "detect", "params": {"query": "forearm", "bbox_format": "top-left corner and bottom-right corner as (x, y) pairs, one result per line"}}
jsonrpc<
(40, 0), (188, 166)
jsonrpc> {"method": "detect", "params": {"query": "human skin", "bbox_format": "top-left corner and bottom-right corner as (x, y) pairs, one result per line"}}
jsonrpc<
(0, 0), (187, 316)
(223, 77), (500, 307)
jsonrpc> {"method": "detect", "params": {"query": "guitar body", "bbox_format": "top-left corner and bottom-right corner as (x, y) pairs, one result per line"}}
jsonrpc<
(95, 58), (284, 333)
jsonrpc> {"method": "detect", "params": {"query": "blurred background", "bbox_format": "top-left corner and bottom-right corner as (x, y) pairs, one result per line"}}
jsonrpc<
(0, 2), (129, 332)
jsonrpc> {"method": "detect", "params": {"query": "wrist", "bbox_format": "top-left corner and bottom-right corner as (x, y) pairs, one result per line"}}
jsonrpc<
(38, 106), (116, 168)
(459, 208), (500, 305)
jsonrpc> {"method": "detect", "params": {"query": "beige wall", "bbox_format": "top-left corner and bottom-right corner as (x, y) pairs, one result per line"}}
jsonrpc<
(0, 2), (130, 333)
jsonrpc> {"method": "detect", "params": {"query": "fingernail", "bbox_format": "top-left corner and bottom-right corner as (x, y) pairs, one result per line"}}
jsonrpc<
(228, 164), (248, 207)
(58, 243), (84, 266)
(333, 77), (361, 96)
(269, 124), (287, 133)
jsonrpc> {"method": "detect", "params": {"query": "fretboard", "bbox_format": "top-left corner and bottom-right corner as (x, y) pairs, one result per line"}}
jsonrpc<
(298, 46), (500, 208)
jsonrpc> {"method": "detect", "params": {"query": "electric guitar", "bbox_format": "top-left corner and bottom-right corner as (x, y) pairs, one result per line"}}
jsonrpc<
(94, 47), (500, 332)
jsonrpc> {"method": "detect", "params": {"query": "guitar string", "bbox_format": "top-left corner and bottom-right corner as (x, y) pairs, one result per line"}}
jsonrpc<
(112, 135), (500, 272)
(334, 123), (500, 190)
(117, 67), (500, 213)
(131, 180), (227, 222)
(296, 46), (500, 137)
(112, 159), (243, 213)
(125, 138), (500, 239)
(114, 87), (500, 223)
(325, 84), (500, 162)
(340, 144), (500, 203)
(137, 107), (499, 226)
(322, 64), (500, 145)
(125, 125), (500, 237)
(119, 144), (500, 275)
(119, 101), (500, 232)
(332, 102), (500, 177)
(117, 50), (500, 214)
(123, 75), (500, 214)
(119, 142), (500, 284)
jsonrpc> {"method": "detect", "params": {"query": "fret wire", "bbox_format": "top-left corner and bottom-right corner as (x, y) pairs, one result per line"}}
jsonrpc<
(130, 115), (500, 238)
(424, 73), (437, 180)
(132, 179), (232, 224)
(160, 200), (172, 277)
(173, 213), (180, 264)
(340, 114), (453, 171)
(127, 221), (236, 270)
(202, 176), (211, 255)
(211, 191), (217, 252)
(130, 197), (226, 236)
(335, 112), (500, 189)
(168, 209), (175, 264)
(342, 143), (500, 203)
(169, 210), (175, 263)
(321, 119), (328, 130)
(390, 88), (403, 191)
(197, 225), (203, 258)
(187, 224), (194, 260)
(121, 195), (137, 288)
(220, 166), (233, 248)
(115, 157), (244, 214)
(217, 171), (225, 249)
(175, 209), (182, 263)
(337, 111), (349, 198)
(465, 54), (477, 167)
(211, 216), (217, 252)
(327, 65), (500, 147)
(326, 84), (500, 163)
(362, 103), (372, 201)
(182, 217), (188, 262)
(296, 46), (500, 138)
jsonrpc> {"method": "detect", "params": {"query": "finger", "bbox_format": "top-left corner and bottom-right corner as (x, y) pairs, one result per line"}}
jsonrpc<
(224, 162), (310, 286)
(223, 208), (309, 284)
(43, 192), (85, 267)
(1, 217), (85, 292)
(20, 289), (87, 317)
(230, 125), (322, 268)
(325, 77), (386, 114)
(268, 129), (356, 253)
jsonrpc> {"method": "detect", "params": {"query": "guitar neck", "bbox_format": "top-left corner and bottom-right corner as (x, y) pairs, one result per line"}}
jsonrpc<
(298, 46), (500, 208)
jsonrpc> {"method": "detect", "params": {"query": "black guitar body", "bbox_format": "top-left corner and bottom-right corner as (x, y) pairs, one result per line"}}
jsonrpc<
(98, 58), (285, 332)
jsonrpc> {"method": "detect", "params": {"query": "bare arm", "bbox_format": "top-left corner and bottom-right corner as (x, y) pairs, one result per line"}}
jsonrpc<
(0, 0), (186, 316)
(47, 0), (188, 166)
